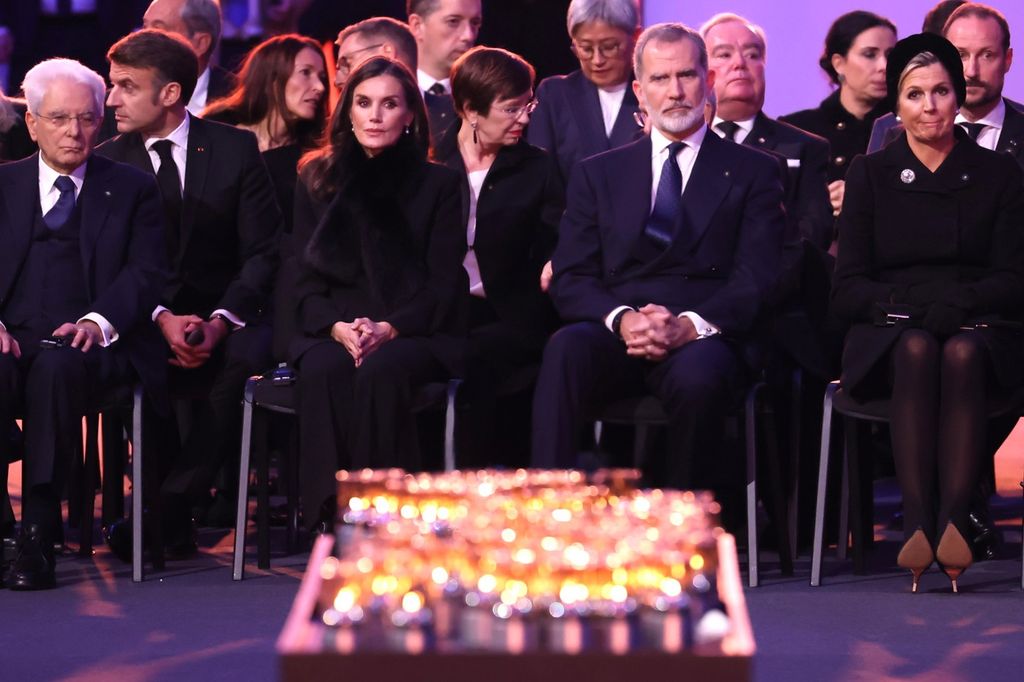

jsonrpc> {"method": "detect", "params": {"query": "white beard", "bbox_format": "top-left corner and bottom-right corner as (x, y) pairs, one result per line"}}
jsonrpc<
(650, 95), (707, 136)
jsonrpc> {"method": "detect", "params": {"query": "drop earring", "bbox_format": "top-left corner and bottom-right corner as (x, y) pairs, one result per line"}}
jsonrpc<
(471, 121), (478, 144)
(404, 125), (411, 135)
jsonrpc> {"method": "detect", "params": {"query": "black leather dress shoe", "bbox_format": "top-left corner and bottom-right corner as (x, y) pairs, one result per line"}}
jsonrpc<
(104, 518), (133, 564)
(967, 510), (999, 561)
(7, 524), (56, 590)
(104, 513), (198, 563)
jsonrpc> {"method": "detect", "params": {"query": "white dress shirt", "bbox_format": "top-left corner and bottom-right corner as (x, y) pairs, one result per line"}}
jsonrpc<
(596, 83), (627, 138)
(711, 115), (755, 145)
(187, 66), (211, 117)
(417, 69), (451, 98)
(604, 125), (719, 340)
(463, 168), (489, 298)
(0, 157), (117, 345)
(955, 98), (1005, 151)
(146, 113), (244, 328)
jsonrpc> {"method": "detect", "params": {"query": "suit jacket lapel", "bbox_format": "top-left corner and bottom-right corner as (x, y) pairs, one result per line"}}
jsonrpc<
(607, 84), (641, 148)
(680, 132), (731, 250)
(617, 137), (654, 250)
(996, 98), (1024, 161)
(746, 112), (777, 151)
(569, 73), (611, 154)
(0, 156), (38, 303)
(79, 157), (113, 292)
(180, 117), (211, 260)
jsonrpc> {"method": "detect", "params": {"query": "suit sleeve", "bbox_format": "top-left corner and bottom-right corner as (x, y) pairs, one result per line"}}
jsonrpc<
(964, 156), (1024, 314)
(796, 136), (834, 249)
(526, 79), (559, 161)
(89, 174), (168, 334)
(831, 156), (897, 321)
(215, 135), (283, 321)
(292, 177), (344, 336)
(692, 155), (785, 334)
(549, 160), (622, 321)
(385, 170), (467, 336)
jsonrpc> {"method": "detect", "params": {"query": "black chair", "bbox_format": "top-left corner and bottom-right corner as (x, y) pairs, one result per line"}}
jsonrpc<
(592, 379), (793, 588)
(231, 368), (460, 580)
(810, 380), (1024, 586)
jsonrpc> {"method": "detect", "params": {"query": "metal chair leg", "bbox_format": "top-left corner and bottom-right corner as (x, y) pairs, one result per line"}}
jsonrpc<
(837, 437), (850, 562)
(444, 379), (460, 472)
(810, 381), (838, 587)
(131, 385), (144, 583)
(787, 369), (802, 560)
(745, 384), (760, 588)
(233, 377), (257, 581)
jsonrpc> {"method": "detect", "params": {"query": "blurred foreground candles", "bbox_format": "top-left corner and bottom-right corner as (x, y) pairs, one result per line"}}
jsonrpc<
(317, 469), (729, 654)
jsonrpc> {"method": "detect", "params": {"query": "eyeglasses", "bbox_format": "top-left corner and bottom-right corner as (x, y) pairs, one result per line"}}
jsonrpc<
(336, 43), (385, 74)
(571, 40), (625, 61)
(498, 99), (538, 119)
(36, 112), (101, 130)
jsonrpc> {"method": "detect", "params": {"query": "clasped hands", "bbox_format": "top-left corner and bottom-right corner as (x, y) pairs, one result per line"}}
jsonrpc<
(157, 312), (229, 368)
(620, 304), (698, 361)
(332, 318), (397, 367)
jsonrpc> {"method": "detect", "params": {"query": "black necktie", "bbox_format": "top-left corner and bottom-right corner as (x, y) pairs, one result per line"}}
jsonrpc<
(645, 141), (685, 249)
(959, 122), (986, 141)
(43, 175), (76, 230)
(716, 120), (741, 142)
(152, 139), (183, 255)
(427, 82), (445, 97)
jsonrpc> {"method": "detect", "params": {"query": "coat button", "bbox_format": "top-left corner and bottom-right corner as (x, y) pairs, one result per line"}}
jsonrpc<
(757, 137), (766, 144)
(723, 170), (731, 177)
(834, 156), (846, 166)
(961, 173), (970, 181)
(836, 121), (846, 131)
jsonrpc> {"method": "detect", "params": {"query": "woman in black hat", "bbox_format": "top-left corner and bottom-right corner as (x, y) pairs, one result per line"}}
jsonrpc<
(831, 33), (1024, 593)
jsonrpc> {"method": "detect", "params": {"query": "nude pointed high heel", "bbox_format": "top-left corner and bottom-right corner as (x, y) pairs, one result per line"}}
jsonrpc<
(896, 528), (934, 593)
(935, 522), (973, 594)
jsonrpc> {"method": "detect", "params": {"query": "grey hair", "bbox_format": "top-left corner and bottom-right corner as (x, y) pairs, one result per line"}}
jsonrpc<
(338, 17), (418, 73)
(633, 22), (707, 80)
(21, 58), (106, 116)
(181, 0), (222, 58)
(698, 12), (768, 59)
(897, 51), (941, 94)
(566, 0), (640, 37)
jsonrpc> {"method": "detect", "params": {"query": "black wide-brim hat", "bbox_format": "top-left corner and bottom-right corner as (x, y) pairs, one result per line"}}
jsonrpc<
(885, 32), (966, 113)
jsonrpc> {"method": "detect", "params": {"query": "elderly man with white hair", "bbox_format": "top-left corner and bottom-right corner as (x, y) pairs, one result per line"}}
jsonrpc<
(0, 58), (166, 590)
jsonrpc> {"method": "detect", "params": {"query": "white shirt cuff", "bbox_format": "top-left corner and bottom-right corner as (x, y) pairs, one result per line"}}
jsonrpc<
(679, 311), (719, 339)
(78, 313), (118, 346)
(152, 305), (170, 322)
(211, 309), (245, 330)
(604, 305), (635, 332)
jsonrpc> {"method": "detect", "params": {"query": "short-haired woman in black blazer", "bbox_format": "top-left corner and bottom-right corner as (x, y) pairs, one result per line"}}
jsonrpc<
(832, 34), (1024, 593)
(436, 46), (564, 466)
(292, 57), (466, 527)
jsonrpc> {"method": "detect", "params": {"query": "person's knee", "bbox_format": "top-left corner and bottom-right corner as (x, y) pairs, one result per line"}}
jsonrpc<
(895, 329), (939, 367)
(942, 333), (984, 372)
(28, 347), (86, 385)
(541, 323), (606, 366)
(298, 343), (354, 382)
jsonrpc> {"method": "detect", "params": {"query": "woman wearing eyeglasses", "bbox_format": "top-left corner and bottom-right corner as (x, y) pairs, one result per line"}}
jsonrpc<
(527, 0), (643, 187)
(435, 46), (564, 467)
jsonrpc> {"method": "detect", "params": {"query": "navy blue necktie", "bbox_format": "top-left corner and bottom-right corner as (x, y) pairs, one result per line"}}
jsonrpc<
(43, 175), (76, 230)
(645, 141), (685, 249)
(959, 122), (986, 141)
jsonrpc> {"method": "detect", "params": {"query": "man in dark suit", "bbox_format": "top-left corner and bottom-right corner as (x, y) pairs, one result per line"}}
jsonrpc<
(0, 58), (165, 589)
(701, 13), (832, 251)
(335, 17), (418, 93)
(408, 0), (482, 145)
(531, 23), (785, 489)
(528, 0), (644, 187)
(142, 0), (235, 115)
(97, 29), (281, 549)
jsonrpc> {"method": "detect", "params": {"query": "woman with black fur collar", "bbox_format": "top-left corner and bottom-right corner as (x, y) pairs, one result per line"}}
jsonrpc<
(291, 57), (467, 530)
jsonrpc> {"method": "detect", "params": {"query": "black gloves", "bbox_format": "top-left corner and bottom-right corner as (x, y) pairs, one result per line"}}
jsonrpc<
(922, 302), (968, 338)
(902, 281), (977, 309)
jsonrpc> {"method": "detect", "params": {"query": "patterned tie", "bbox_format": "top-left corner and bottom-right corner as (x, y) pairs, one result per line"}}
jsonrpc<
(716, 120), (741, 142)
(644, 141), (685, 249)
(152, 139), (183, 255)
(959, 122), (986, 141)
(43, 175), (76, 230)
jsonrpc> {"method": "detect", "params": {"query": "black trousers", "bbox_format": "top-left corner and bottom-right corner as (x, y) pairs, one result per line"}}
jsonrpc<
(0, 326), (130, 538)
(158, 324), (273, 506)
(294, 337), (450, 525)
(530, 321), (742, 490)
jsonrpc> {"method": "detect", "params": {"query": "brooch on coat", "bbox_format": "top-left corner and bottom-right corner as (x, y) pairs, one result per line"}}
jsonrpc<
(900, 169), (916, 184)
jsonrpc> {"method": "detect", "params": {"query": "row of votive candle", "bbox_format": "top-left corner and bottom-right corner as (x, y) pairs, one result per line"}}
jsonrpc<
(317, 469), (729, 653)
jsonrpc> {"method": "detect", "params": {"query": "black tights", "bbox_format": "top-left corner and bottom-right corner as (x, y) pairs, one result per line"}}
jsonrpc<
(889, 330), (987, 543)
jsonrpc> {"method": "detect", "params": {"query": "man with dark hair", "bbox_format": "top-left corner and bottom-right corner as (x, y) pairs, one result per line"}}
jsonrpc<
(335, 17), (418, 91)
(531, 23), (785, 490)
(407, 0), (482, 144)
(0, 58), (165, 589)
(143, 0), (234, 116)
(97, 29), (282, 556)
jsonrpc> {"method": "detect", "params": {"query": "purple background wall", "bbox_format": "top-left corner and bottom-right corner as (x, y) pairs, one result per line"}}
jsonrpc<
(642, 0), (1024, 118)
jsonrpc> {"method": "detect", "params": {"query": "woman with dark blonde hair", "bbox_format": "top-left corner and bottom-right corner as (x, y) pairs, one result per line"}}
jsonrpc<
(291, 56), (466, 529)
(204, 33), (327, 231)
